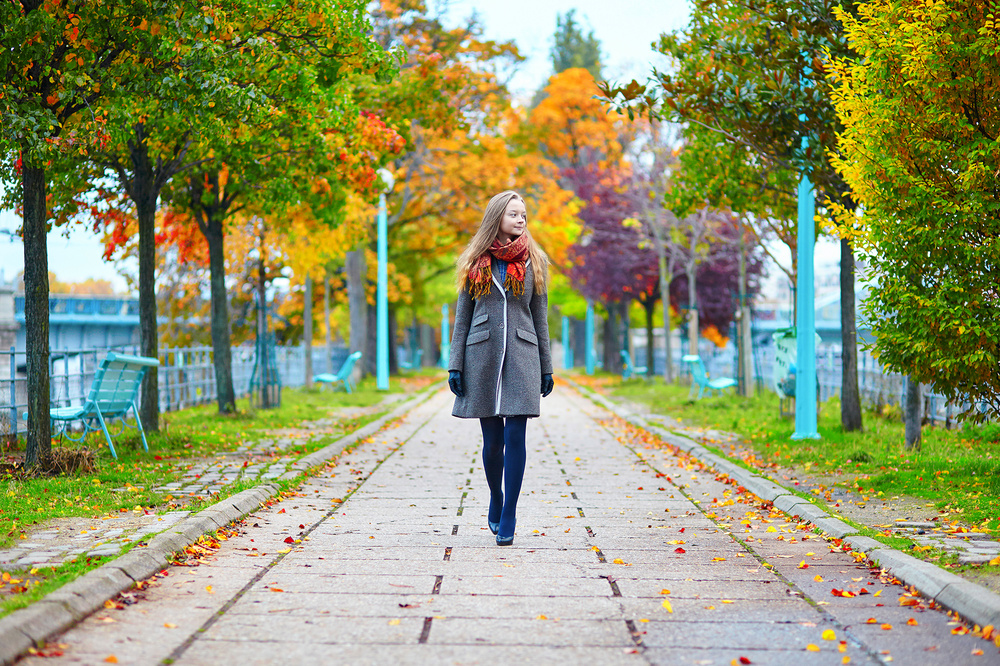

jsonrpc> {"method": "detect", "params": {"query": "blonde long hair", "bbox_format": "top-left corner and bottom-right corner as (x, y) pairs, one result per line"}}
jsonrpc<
(455, 191), (548, 294)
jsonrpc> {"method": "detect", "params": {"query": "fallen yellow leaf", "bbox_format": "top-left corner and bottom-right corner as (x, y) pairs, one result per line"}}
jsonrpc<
(662, 599), (673, 613)
(721, 600), (734, 604)
(814, 575), (824, 582)
(806, 644), (820, 652)
(536, 614), (548, 620)
(881, 624), (893, 631)
(388, 619), (400, 625)
(874, 590), (882, 597)
(660, 589), (671, 595)
(164, 623), (177, 629)
(638, 618), (649, 623)
(822, 629), (836, 641)
(205, 586), (213, 594)
(613, 558), (624, 564)
(842, 657), (851, 664)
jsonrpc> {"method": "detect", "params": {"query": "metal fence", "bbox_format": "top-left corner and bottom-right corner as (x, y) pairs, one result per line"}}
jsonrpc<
(630, 339), (974, 426)
(0, 344), (351, 439)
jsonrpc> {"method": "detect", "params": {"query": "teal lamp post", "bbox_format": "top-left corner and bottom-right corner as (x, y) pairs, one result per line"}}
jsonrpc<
(440, 303), (450, 369)
(376, 168), (394, 391)
(562, 316), (573, 369)
(792, 72), (820, 439)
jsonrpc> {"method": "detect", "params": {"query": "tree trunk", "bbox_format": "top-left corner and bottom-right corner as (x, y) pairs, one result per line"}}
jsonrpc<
(133, 159), (160, 432)
(840, 238), (863, 431)
(656, 248), (674, 383)
(643, 298), (654, 377)
(345, 248), (368, 376)
(603, 305), (621, 373)
(205, 220), (236, 413)
(364, 301), (377, 376)
(323, 271), (333, 374)
(22, 163), (51, 467)
(904, 374), (922, 451)
(420, 323), (436, 368)
(257, 252), (272, 409)
(303, 275), (313, 388)
(737, 228), (753, 397)
(687, 267), (699, 356)
(388, 304), (399, 376)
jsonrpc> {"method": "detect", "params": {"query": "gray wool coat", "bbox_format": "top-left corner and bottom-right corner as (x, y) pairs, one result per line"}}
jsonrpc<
(449, 258), (553, 419)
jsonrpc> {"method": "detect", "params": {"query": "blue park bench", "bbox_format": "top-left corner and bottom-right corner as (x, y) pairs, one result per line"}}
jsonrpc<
(620, 349), (647, 379)
(399, 348), (423, 370)
(682, 354), (737, 400)
(28, 352), (160, 460)
(315, 350), (362, 393)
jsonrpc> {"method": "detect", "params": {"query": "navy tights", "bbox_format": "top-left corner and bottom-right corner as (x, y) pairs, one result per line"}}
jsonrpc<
(479, 416), (527, 539)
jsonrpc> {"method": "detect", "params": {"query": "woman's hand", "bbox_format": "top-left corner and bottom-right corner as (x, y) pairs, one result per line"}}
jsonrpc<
(448, 370), (464, 397)
(541, 373), (554, 397)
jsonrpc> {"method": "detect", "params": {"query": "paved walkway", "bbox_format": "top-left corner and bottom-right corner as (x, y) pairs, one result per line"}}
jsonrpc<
(22, 386), (995, 665)
(0, 404), (390, 571)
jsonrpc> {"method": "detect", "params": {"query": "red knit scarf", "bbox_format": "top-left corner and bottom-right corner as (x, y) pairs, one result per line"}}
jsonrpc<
(468, 234), (529, 299)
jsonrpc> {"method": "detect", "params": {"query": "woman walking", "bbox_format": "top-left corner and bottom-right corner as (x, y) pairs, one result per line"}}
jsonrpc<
(448, 190), (554, 546)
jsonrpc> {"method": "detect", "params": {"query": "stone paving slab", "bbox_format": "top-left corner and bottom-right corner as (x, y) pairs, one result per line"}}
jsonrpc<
(17, 386), (998, 665)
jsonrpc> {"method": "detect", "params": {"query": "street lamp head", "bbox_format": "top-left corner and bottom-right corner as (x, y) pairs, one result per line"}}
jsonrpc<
(377, 168), (395, 194)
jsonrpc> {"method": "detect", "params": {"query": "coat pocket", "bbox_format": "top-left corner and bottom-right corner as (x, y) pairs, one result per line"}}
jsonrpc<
(516, 328), (538, 346)
(472, 313), (489, 326)
(467, 329), (490, 345)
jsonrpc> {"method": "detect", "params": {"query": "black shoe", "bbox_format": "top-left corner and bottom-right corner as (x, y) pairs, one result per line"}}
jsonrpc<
(496, 534), (514, 546)
(489, 521), (500, 535)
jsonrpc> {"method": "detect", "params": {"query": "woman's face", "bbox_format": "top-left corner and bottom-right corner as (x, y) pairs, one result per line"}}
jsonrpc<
(497, 197), (527, 243)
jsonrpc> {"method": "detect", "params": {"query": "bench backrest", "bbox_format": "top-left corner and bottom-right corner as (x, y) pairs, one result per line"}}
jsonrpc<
(335, 351), (362, 380)
(682, 355), (709, 386)
(86, 353), (160, 417)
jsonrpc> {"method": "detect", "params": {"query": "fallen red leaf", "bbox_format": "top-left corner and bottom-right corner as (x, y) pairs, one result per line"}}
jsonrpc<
(739, 658), (752, 665)
(278, 508), (286, 514)
(299, 524), (305, 529)
(674, 547), (686, 554)
(283, 537), (295, 544)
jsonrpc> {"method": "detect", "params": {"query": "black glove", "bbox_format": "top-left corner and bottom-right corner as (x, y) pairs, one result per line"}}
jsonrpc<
(448, 370), (464, 397)
(541, 373), (554, 397)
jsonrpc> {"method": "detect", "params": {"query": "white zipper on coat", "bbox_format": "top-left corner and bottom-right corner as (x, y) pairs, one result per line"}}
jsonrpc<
(492, 269), (507, 415)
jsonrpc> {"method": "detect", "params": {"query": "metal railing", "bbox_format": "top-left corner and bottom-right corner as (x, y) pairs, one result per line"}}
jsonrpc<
(0, 344), (351, 439)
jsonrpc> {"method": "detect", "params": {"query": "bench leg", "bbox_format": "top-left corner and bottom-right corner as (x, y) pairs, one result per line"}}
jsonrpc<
(93, 405), (118, 460)
(132, 400), (150, 452)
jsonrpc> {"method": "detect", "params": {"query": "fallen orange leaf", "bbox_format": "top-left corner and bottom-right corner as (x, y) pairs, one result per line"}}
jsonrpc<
(814, 575), (824, 582)
(164, 623), (177, 628)
(104, 657), (118, 664)
(907, 618), (918, 626)
(865, 618), (878, 624)
(972, 648), (984, 656)
(952, 626), (969, 635)
(881, 624), (892, 630)
(270, 587), (284, 593)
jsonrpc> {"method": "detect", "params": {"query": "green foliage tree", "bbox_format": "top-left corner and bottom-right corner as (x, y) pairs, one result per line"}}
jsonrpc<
(1, 0), (161, 465)
(551, 10), (602, 78)
(601, 0), (864, 431)
(85, 0), (257, 431)
(162, 1), (398, 413)
(828, 0), (1000, 423)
